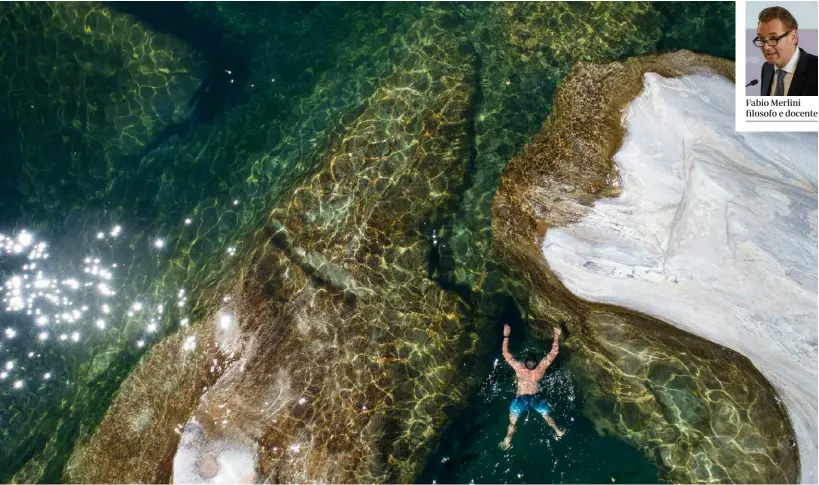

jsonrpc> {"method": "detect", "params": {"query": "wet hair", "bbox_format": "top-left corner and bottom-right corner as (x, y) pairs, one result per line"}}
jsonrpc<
(759, 6), (798, 31)
(524, 353), (538, 370)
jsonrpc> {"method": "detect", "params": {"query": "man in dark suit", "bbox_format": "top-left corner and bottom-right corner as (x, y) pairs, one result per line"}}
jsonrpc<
(755, 6), (818, 96)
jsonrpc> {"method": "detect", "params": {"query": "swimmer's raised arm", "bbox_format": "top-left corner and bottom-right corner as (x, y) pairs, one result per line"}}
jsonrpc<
(502, 324), (519, 368)
(535, 327), (561, 375)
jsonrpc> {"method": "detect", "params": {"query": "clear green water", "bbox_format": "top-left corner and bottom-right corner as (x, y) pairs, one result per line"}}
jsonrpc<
(0, 2), (735, 482)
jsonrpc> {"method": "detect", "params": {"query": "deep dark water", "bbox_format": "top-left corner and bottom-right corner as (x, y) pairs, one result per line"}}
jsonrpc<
(420, 301), (666, 484)
(0, 1), (735, 482)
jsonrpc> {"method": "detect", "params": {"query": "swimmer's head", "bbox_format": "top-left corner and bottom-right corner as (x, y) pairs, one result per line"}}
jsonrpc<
(524, 353), (538, 370)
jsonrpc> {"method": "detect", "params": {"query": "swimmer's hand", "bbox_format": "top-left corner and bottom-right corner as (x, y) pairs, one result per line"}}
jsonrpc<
(554, 326), (562, 337)
(499, 436), (512, 450)
(503, 324), (511, 337)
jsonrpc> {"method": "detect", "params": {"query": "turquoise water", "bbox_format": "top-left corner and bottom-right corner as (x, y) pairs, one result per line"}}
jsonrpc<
(0, 2), (735, 482)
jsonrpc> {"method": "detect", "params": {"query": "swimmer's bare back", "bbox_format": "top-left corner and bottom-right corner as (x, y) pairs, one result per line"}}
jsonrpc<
(502, 324), (561, 395)
(499, 324), (565, 449)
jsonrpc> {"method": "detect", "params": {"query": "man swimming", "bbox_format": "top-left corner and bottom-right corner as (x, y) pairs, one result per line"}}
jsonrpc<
(500, 324), (564, 450)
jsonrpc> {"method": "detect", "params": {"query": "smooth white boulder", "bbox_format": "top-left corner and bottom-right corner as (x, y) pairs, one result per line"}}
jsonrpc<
(542, 72), (817, 483)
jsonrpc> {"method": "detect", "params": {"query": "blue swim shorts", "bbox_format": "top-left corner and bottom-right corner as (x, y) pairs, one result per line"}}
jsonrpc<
(510, 394), (550, 419)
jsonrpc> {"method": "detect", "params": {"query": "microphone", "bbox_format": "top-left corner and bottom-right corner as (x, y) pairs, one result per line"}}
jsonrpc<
(746, 79), (759, 87)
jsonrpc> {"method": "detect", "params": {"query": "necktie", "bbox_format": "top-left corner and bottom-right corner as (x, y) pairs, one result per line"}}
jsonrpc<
(774, 69), (787, 96)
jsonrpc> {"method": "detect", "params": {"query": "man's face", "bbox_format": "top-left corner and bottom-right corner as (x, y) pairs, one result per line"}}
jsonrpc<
(757, 19), (798, 68)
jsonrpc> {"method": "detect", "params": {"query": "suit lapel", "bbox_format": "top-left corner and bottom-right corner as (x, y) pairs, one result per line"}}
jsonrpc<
(761, 63), (774, 95)
(787, 48), (809, 96)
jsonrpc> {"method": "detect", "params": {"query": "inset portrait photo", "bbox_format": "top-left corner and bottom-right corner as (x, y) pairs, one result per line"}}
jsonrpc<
(745, 2), (818, 96)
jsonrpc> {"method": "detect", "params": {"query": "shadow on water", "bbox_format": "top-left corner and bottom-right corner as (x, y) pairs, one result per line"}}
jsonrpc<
(419, 299), (666, 484)
(106, 2), (251, 160)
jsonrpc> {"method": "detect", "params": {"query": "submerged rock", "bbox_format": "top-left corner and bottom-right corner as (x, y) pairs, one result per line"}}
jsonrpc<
(65, 7), (482, 483)
(492, 51), (803, 483)
(180, 14), (481, 481)
(0, 2), (206, 219)
(63, 322), (224, 483)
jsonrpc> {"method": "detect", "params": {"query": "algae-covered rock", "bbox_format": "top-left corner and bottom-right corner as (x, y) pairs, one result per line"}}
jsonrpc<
(5, 4), (462, 482)
(501, 2), (663, 67)
(491, 51), (799, 483)
(439, 2), (668, 293)
(187, 12), (481, 482)
(569, 310), (798, 484)
(63, 7), (483, 483)
(62, 324), (223, 483)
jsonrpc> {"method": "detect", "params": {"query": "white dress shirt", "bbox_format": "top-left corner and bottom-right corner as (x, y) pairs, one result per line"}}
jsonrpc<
(769, 48), (800, 96)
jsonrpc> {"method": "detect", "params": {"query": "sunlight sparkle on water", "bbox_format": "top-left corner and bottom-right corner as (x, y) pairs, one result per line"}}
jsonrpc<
(98, 283), (113, 296)
(183, 336), (196, 351)
(1, 228), (197, 391)
(1, 231), (127, 367)
(17, 232), (33, 248)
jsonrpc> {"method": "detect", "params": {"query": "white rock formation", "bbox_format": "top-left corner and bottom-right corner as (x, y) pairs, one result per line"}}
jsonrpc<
(173, 301), (260, 484)
(172, 420), (258, 484)
(542, 72), (817, 483)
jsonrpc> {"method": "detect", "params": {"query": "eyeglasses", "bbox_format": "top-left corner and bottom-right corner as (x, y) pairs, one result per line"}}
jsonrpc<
(753, 31), (792, 47)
